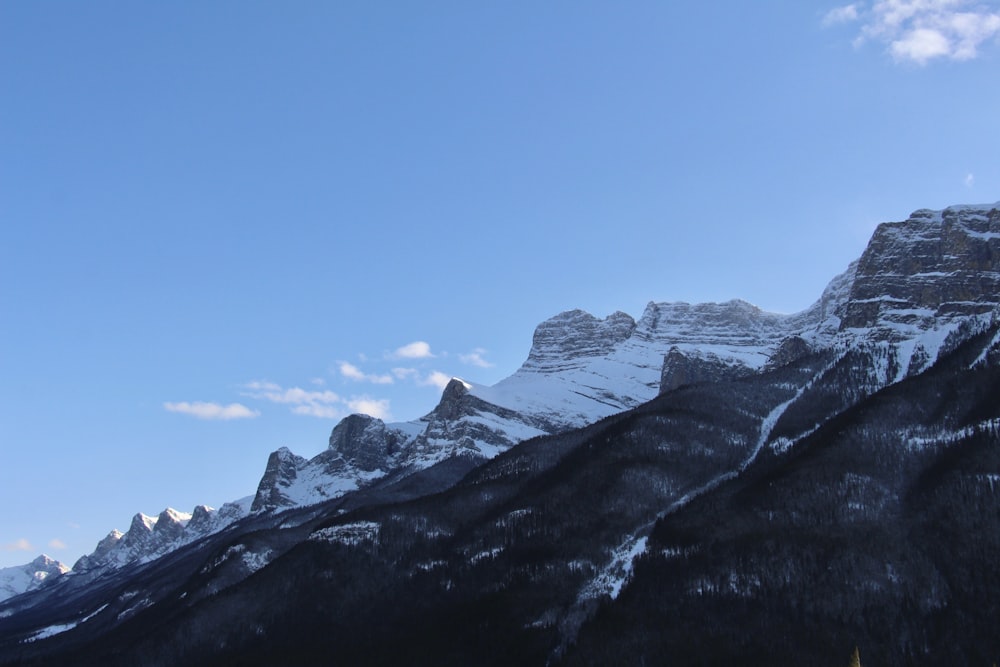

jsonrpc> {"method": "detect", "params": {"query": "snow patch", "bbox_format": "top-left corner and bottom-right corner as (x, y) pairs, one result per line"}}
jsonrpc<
(310, 522), (381, 546)
(23, 604), (108, 643)
(579, 535), (648, 600)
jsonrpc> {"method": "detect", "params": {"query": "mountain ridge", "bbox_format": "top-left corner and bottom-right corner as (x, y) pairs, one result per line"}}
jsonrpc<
(2, 201), (997, 657)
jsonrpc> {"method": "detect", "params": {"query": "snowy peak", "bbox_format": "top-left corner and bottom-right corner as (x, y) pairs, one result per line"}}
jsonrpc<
(72, 501), (250, 574)
(842, 202), (1000, 337)
(0, 555), (70, 603)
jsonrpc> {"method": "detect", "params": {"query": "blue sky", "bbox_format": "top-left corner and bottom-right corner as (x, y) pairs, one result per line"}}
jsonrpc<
(2, 1), (999, 569)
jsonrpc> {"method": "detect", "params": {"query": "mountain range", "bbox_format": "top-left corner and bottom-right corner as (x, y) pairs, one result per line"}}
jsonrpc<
(1, 202), (998, 666)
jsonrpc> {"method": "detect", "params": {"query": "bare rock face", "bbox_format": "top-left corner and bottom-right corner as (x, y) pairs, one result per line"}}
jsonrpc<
(765, 336), (814, 371)
(634, 300), (789, 348)
(659, 347), (754, 393)
(521, 310), (637, 373)
(841, 204), (1000, 336)
(250, 448), (309, 512)
(72, 530), (123, 573)
(328, 414), (401, 472)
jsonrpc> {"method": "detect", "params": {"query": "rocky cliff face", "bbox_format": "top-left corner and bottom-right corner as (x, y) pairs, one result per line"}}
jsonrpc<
(520, 309), (637, 373)
(842, 204), (1000, 334)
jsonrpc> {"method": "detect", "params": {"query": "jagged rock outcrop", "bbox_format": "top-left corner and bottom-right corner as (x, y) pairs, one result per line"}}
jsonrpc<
(407, 378), (548, 463)
(72, 500), (251, 574)
(250, 448), (308, 512)
(328, 414), (401, 471)
(250, 379), (549, 512)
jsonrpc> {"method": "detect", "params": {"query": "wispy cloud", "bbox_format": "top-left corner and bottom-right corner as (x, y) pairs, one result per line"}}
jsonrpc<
(241, 381), (342, 418)
(48, 539), (67, 550)
(392, 367), (418, 380)
(391, 341), (434, 359)
(163, 401), (259, 420)
(825, 0), (1000, 63)
(291, 404), (342, 419)
(2, 538), (33, 552)
(823, 3), (860, 25)
(242, 384), (341, 405)
(965, 172), (976, 187)
(242, 380), (390, 420)
(346, 397), (392, 420)
(458, 348), (495, 368)
(420, 371), (454, 390)
(338, 361), (394, 385)
(242, 380), (281, 392)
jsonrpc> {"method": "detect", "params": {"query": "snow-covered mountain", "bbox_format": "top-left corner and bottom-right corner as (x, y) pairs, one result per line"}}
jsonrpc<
(250, 202), (1000, 512)
(0, 557), (68, 604)
(70, 500), (252, 576)
(7, 201), (998, 607)
(2, 200), (1000, 666)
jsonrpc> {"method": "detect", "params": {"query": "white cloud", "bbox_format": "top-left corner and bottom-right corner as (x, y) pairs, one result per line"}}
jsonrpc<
(392, 341), (434, 359)
(890, 25), (953, 61)
(2, 538), (33, 552)
(242, 383), (341, 405)
(824, 3), (860, 25)
(965, 172), (975, 187)
(339, 362), (366, 380)
(459, 348), (495, 368)
(346, 397), (392, 420)
(420, 371), (454, 390)
(392, 367), (418, 380)
(339, 362), (394, 385)
(48, 539), (67, 550)
(292, 404), (343, 419)
(163, 401), (259, 420)
(310, 377), (326, 386)
(242, 380), (392, 420)
(827, 0), (1000, 63)
(242, 380), (282, 392)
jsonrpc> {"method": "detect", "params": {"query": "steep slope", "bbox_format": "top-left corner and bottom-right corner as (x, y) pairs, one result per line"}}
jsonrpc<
(564, 326), (1000, 667)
